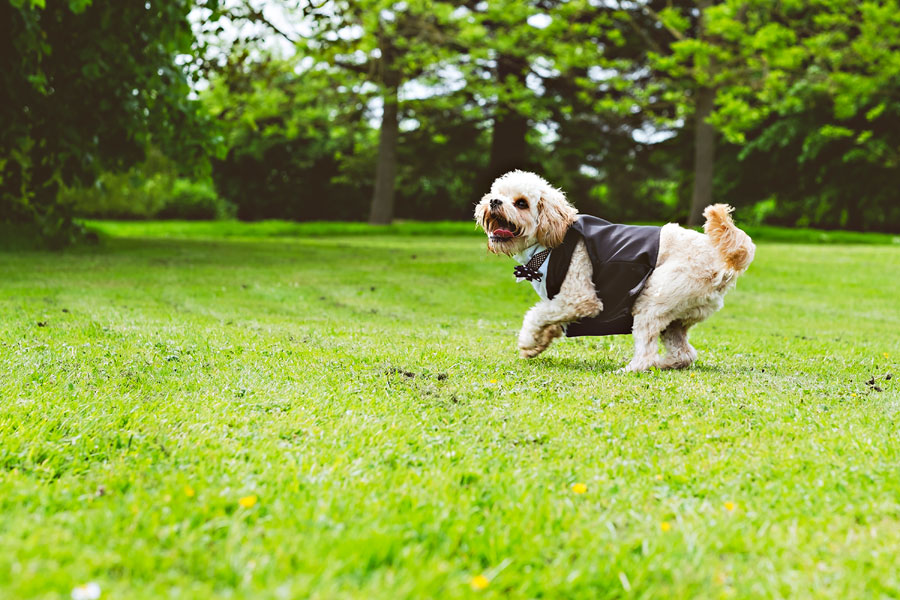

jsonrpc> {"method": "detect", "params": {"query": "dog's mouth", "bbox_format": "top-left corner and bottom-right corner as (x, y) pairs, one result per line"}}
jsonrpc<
(486, 215), (520, 242)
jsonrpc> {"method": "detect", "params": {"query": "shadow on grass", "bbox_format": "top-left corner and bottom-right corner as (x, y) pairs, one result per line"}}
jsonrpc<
(532, 355), (623, 373)
(681, 362), (764, 377)
(531, 355), (763, 377)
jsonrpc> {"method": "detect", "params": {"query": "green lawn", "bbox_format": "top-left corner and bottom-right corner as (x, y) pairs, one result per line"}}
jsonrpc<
(1, 221), (899, 599)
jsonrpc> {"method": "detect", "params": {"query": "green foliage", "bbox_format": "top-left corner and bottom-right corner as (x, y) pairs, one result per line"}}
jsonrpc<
(204, 59), (373, 221)
(0, 0), (218, 245)
(194, 0), (900, 231)
(61, 148), (233, 221)
(634, 0), (900, 230)
(161, 179), (233, 221)
(8, 0), (897, 237)
(716, 85), (900, 231)
(394, 102), (489, 220)
(1, 223), (898, 597)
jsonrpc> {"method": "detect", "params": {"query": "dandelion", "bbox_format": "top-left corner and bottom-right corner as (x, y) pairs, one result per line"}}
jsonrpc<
(489, 379), (498, 384)
(660, 521), (671, 532)
(71, 582), (101, 600)
(724, 501), (736, 512)
(470, 575), (489, 590)
(184, 485), (195, 498)
(884, 352), (890, 359)
(571, 483), (587, 494)
(655, 474), (663, 481)
(239, 495), (258, 508)
(851, 393), (857, 397)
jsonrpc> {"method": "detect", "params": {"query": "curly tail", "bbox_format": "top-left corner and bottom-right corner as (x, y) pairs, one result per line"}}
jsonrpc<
(703, 204), (755, 272)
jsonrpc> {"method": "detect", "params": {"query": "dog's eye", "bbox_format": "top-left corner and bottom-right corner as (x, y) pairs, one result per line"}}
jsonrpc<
(514, 199), (528, 209)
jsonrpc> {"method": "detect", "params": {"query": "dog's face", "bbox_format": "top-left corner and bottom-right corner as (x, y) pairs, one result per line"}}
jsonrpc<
(474, 170), (578, 255)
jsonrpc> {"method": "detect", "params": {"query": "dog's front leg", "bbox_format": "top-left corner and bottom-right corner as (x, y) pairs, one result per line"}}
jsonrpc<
(518, 241), (602, 358)
(518, 301), (566, 358)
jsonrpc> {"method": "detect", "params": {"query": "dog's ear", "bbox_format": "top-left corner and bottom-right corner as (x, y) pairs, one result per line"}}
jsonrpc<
(536, 187), (576, 248)
(474, 197), (498, 253)
(473, 198), (487, 230)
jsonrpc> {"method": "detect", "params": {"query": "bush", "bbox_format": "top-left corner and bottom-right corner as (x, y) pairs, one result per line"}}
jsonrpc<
(64, 148), (234, 221)
(67, 174), (233, 221)
(213, 130), (371, 222)
(158, 179), (234, 220)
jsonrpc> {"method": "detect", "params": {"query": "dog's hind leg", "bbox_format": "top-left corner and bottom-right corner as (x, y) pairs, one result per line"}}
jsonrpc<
(625, 314), (666, 372)
(659, 321), (698, 369)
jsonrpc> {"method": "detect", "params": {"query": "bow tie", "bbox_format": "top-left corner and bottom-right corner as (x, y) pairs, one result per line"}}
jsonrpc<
(514, 248), (551, 282)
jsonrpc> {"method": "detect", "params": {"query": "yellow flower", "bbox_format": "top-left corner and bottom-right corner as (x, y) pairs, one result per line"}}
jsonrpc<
(851, 393), (857, 397)
(884, 352), (890, 358)
(470, 575), (489, 590)
(655, 474), (663, 481)
(239, 495), (258, 508)
(660, 521), (671, 532)
(184, 485), (195, 498)
(489, 379), (498, 384)
(724, 501), (736, 512)
(571, 483), (587, 494)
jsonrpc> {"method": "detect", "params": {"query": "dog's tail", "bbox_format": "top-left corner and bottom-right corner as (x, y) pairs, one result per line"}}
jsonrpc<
(703, 204), (755, 272)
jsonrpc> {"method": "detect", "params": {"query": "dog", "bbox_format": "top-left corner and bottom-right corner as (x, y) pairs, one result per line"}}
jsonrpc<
(474, 170), (755, 371)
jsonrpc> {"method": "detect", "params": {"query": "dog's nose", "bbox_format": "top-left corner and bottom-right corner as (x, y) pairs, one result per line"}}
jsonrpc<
(489, 198), (502, 210)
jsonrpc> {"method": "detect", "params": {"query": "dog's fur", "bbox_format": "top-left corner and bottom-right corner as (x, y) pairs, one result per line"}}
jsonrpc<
(475, 170), (755, 371)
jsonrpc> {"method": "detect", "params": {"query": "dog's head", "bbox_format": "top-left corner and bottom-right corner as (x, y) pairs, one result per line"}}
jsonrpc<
(474, 170), (578, 255)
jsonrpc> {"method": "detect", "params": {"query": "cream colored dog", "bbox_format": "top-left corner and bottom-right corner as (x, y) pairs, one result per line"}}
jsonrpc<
(475, 170), (755, 371)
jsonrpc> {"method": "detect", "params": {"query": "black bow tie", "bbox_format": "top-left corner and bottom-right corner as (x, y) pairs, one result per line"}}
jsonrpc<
(514, 248), (551, 282)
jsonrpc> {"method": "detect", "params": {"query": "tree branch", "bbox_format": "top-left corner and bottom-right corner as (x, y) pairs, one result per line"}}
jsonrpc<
(641, 6), (687, 42)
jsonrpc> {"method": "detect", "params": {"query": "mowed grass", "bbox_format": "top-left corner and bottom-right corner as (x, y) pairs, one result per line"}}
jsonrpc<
(1, 221), (899, 599)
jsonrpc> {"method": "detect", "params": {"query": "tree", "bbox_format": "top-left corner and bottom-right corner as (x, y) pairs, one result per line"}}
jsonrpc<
(200, 1), (702, 225)
(0, 0), (216, 246)
(460, 0), (664, 201)
(290, 0), (465, 224)
(618, 0), (731, 225)
(636, 0), (900, 229)
(707, 0), (900, 231)
(202, 52), (375, 220)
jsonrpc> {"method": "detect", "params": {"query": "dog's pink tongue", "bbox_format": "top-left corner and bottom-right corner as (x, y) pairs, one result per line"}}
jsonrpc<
(492, 229), (514, 239)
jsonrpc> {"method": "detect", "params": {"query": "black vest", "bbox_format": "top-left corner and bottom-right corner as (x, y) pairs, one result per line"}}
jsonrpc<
(546, 216), (660, 337)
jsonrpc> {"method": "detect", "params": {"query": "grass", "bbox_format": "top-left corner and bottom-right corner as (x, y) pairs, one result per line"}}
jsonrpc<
(1, 220), (898, 599)
(83, 219), (485, 240)
(83, 219), (900, 245)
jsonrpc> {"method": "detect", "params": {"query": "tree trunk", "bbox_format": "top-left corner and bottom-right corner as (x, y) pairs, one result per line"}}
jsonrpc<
(688, 0), (715, 227)
(368, 43), (400, 225)
(688, 85), (716, 226)
(487, 109), (528, 179)
(476, 55), (529, 196)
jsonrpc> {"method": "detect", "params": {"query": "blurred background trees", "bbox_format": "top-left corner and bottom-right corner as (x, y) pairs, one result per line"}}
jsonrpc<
(3, 0), (899, 245)
(1, 0), (220, 246)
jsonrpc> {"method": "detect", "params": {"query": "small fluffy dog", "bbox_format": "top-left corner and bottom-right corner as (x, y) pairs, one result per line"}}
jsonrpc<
(475, 170), (755, 371)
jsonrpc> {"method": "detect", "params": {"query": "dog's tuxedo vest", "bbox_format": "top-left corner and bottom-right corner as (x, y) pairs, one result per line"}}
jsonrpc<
(539, 215), (660, 336)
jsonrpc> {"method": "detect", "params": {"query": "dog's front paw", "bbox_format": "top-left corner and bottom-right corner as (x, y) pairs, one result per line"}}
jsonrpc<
(518, 324), (563, 359)
(519, 345), (544, 359)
